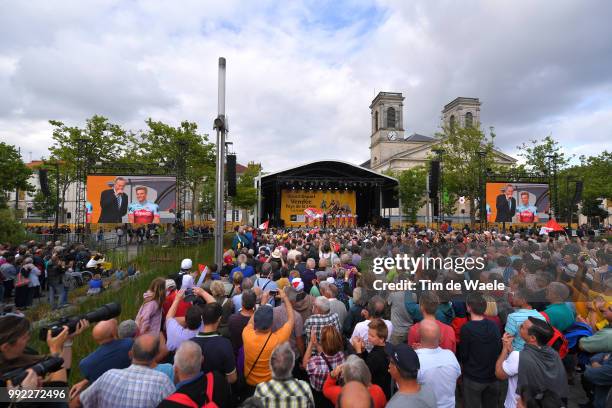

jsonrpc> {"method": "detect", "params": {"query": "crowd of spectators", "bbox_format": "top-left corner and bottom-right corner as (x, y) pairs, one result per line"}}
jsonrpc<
(1, 223), (611, 408)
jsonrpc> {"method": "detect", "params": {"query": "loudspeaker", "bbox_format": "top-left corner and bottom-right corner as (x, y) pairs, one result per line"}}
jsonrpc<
(381, 217), (391, 228)
(573, 181), (583, 203)
(429, 161), (440, 199)
(226, 154), (237, 197)
(39, 169), (50, 197)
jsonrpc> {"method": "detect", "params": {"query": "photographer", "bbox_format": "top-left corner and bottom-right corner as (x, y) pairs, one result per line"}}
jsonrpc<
(0, 314), (88, 406)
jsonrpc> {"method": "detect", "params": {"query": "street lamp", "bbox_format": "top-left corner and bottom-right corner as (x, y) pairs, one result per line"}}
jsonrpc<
(432, 148), (445, 228)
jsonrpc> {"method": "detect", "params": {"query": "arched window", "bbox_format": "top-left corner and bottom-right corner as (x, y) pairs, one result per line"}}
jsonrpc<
(386, 107), (396, 129)
(465, 112), (473, 128)
(374, 111), (379, 131)
(449, 115), (456, 132)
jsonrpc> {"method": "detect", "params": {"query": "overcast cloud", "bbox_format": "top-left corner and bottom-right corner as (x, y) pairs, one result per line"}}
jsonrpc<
(1, 0), (611, 170)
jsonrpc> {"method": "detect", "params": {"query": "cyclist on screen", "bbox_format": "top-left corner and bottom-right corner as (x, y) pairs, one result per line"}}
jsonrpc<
(128, 186), (160, 224)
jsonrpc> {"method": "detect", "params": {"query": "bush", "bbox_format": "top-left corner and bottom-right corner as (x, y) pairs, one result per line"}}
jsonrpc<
(0, 208), (26, 244)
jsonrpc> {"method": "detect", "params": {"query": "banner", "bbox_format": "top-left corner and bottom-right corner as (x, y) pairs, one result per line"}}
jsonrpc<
(280, 189), (356, 227)
(86, 175), (177, 224)
(485, 182), (550, 224)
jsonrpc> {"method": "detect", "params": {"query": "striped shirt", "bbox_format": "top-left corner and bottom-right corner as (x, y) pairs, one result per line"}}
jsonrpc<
(80, 364), (175, 408)
(505, 309), (545, 351)
(254, 378), (314, 408)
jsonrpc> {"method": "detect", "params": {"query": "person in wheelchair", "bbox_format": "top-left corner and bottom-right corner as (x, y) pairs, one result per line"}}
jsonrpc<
(85, 253), (105, 274)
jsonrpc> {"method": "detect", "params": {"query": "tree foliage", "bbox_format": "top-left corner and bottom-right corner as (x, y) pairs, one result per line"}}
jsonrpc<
(229, 162), (261, 210)
(436, 125), (500, 223)
(0, 142), (32, 208)
(0, 208), (26, 243)
(516, 135), (572, 174)
(395, 166), (427, 223)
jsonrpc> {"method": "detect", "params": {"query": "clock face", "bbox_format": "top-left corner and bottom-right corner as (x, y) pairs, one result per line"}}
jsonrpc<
(388, 131), (397, 141)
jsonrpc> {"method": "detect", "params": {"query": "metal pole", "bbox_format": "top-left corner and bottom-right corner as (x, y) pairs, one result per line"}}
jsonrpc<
(54, 162), (60, 241)
(425, 176), (430, 228)
(256, 170), (262, 226)
(214, 57), (227, 267)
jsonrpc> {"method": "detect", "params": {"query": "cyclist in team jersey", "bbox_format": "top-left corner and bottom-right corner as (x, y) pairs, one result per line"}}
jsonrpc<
(128, 186), (160, 224)
(516, 191), (539, 223)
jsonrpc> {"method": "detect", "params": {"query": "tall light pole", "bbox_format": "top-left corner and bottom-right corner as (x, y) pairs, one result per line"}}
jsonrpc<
(214, 57), (227, 266)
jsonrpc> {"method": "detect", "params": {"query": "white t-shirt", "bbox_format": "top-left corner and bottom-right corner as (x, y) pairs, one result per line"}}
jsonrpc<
(502, 351), (520, 408)
(350, 319), (393, 352)
(416, 347), (461, 408)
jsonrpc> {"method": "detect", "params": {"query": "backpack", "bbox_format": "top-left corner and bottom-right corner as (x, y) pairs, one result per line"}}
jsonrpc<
(562, 322), (593, 350)
(539, 312), (569, 359)
(164, 372), (218, 408)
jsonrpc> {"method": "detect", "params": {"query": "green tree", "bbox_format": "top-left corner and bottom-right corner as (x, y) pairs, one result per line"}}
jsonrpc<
(48, 115), (133, 220)
(229, 162), (261, 210)
(32, 188), (58, 219)
(395, 166), (427, 223)
(516, 135), (572, 175)
(0, 142), (32, 208)
(436, 125), (499, 224)
(197, 168), (216, 220)
(137, 120), (216, 223)
(0, 208), (26, 243)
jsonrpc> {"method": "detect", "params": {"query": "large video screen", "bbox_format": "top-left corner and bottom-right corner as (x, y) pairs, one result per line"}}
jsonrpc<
(86, 175), (177, 224)
(485, 182), (550, 224)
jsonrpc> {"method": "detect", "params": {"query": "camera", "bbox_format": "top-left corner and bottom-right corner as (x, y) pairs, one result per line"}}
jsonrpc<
(268, 290), (279, 297)
(1, 356), (64, 386)
(39, 303), (121, 341)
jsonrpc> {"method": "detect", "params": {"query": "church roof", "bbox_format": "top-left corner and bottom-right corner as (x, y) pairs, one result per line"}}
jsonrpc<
(404, 133), (435, 142)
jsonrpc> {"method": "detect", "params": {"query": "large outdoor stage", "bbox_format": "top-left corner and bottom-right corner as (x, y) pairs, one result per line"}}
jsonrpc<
(257, 160), (398, 228)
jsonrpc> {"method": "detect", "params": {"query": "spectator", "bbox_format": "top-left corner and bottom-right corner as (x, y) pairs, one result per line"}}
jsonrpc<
(136, 277), (166, 336)
(407, 291), (456, 353)
(320, 281), (348, 327)
(352, 318), (393, 400)
(322, 354), (387, 408)
(191, 302), (237, 384)
(46, 254), (66, 310)
(272, 285), (306, 358)
(303, 325), (344, 406)
(71, 319), (133, 397)
(543, 282), (575, 331)
(230, 254), (255, 280)
(415, 319), (461, 408)
(580, 301), (612, 353)
(243, 288), (294, 390)
(505, 288), (545, 351)
(304, 296), (341, 348)
(495, 317), (568, 408)
(75, 334), (175, 408)
(254, 342), (314, 407)
(118, 319), (138, 339)
(232, 277), (254, 313)
(343, 286), (366, 337)
(336, 381), (374, 408)
(351, 296), (393, 352)
(253, 262), (279, 294)
(301, 258), (318, 294)
(385, 343), (436, 408)
(158, 340), (230, 407)
(459, 293), (502, 408)
(291, 278), (315, 323)
(582, 352), (612, 408)
(387, 289), (415, 345)
(229, 289), (256, 355)
(165, 289), (201, 352)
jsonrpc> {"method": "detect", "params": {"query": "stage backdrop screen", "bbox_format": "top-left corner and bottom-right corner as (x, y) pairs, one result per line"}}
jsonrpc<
(280, 189), (356, 227)
(86, 175), (176, 224)
(485, 182), (550, 224)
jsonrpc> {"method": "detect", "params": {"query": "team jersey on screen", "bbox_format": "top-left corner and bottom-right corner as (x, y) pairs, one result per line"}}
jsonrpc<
(85, 201), (93, 215)
(128, 201), (159, 223)
(517, 204), (538, 222)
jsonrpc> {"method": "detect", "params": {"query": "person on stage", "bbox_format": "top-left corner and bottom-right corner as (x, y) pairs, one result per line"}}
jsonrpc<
(516, 191), (539, 223)
(98, 176), (128, 223)
(128, 186), (160, 224)
(495, 184), (516, 223)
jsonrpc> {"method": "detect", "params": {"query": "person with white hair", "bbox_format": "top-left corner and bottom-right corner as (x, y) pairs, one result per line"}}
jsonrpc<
(158, 340), (230, 407)
(254, 342), (314, 407)
(303, 296), (341, 348)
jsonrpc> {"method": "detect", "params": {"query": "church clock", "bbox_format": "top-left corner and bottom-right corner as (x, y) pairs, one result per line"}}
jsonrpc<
(387, 131), (397, 141)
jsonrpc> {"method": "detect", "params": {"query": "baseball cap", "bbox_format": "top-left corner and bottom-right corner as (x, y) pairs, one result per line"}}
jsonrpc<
(291, 277), (304, 291)
(385, 343), (420, 373)
(165, 279), (177, 290)
(254, 304), (274, 330)
(181, 258), (193, 270)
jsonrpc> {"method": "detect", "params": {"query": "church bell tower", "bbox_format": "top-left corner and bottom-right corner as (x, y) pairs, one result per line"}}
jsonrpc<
(369, 92), (406, 170)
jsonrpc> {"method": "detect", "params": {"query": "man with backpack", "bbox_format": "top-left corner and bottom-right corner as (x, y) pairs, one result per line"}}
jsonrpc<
(496, 317), (567, 408)
(158, 340), (230, 408)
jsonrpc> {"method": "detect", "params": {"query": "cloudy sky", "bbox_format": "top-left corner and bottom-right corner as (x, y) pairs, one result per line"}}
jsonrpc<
(1, 0), (611, 171)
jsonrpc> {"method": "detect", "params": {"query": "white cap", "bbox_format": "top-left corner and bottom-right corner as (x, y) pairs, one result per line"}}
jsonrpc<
(181, 258), (193, 270)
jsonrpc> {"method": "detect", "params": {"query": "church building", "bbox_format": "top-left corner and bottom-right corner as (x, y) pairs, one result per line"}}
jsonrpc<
(362, 92), (516, 172)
